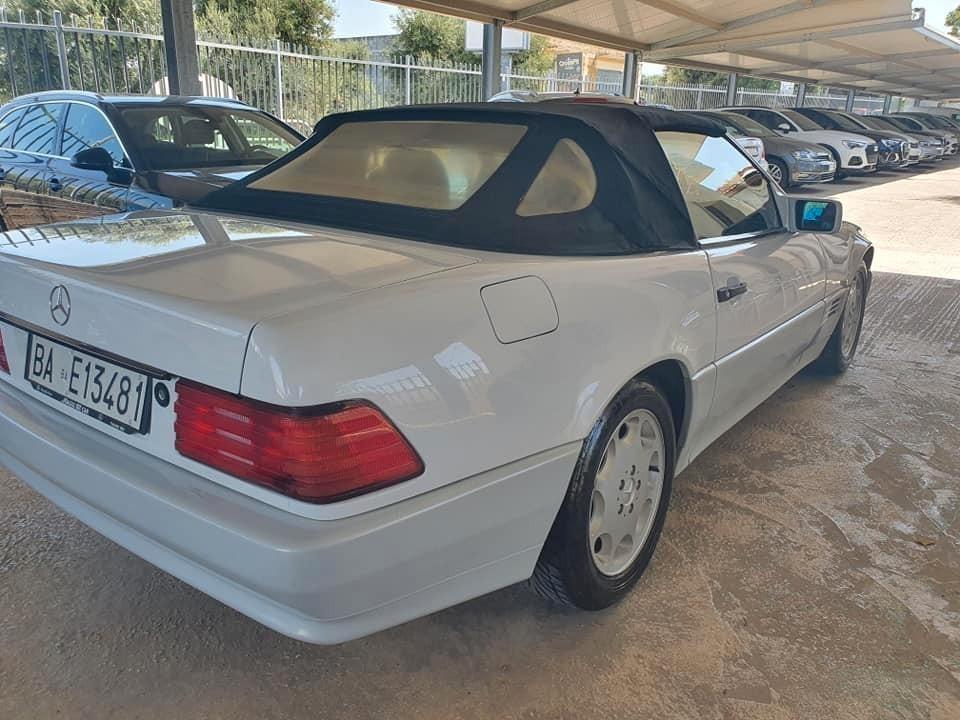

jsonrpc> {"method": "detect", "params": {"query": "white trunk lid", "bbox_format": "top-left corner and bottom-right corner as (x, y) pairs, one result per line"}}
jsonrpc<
(0, 211), (476, 392)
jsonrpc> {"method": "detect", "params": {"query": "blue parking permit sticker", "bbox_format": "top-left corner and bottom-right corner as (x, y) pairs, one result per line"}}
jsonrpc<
(803, 201), (828, 224)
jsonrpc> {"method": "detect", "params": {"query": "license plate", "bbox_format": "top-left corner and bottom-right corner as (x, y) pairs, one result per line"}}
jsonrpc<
(25, 334), (153, 434)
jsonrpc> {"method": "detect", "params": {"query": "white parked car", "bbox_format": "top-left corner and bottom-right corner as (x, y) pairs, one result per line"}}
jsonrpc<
(723, 106), (879, 178)
(0, 104), (873, 644)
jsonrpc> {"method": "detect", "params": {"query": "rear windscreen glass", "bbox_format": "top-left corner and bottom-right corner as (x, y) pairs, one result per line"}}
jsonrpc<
(249, 121), (527, 210)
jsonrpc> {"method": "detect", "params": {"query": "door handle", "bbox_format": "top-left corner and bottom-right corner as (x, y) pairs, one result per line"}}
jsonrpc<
(717, 282), (748, 303)
(47, 177), (62, 192)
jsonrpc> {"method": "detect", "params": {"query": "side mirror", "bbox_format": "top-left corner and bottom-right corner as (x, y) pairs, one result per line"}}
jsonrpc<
(72, 147), (115, 172)
(777, 122), (793, 133)
(71, 147), (133, 185)
(793, 198), (842, 233)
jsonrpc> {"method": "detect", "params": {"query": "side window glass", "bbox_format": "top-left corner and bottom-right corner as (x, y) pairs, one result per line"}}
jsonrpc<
(0, 108), (26, 148)
(61, 104), (126, 165)
(516, 139), (597, 217)
(656, 131), (781, 240)
(151, 115), (176, 143)
(757, 111), (782, 129)
(12, 103), (63, 155)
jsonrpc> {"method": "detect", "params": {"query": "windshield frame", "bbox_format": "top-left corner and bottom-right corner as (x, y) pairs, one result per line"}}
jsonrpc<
(114, 104), (304, 171)
(779, 110), (823, 132)
(916, 114), (955, 130)
(886, 115), (925, 131)
(854, 115), (892, 132)
(820, 110), (870, 133)
(707, 111), (777, 138)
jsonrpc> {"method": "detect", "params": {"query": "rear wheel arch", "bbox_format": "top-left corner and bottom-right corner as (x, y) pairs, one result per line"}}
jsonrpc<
(626, 359), (690, 460)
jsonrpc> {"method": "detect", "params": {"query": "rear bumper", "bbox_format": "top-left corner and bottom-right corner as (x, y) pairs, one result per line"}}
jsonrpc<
(0, 379), (578, 644)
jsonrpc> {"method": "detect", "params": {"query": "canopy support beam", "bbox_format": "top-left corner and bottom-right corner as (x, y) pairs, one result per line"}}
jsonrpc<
(650, 0), (867, 51)
(622, 51), (640, 99)
(725, 72), (738, 106)
(637, 1), (722, 30)
(482, 20), (503, 99)
(845, 88), (856, 112)
(647, 16), (923, 61)
(796, 82), (807, 107)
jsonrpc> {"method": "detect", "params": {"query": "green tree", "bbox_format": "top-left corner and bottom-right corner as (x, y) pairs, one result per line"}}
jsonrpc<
(512, 34), (554, 76)
(663, 65), (778, 90)
(664, 67), (726, 86)
(8, 0), (160, 27)
(392, 9), (476, 63)
(196, 0), (336, 47)
(947, 6), (960, 36)
(392, 10), (553, 71)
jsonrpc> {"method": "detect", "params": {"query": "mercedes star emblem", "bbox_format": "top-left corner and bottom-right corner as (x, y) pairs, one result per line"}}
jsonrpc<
(49, 285), (71, 326)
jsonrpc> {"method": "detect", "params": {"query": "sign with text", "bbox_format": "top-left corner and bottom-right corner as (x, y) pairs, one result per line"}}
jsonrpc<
(556, 52), (583, 80)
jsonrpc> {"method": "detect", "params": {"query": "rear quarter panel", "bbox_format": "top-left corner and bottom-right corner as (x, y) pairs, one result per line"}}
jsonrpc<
(241, 248), (717, 519)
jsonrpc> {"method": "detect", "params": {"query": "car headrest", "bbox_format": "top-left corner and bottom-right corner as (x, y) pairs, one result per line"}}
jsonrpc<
(182, 119), (215, 145)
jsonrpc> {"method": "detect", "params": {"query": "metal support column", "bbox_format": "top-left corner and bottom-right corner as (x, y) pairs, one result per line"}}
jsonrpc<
(160, 0), (201, 95)
(274, 39), (284, 120)
(725, 72), (738, 106)
(796, 82), (807, 108)
(882, 95), (893, 114)
(621, 51), (639, 100)
(845, 88), (856, 112)
(53, 11), (70, 90)
(481, 20), (503, 100)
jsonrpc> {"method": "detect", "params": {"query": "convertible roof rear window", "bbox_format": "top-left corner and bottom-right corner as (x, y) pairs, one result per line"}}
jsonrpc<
(200, 104), (729, 255)
(249, 121), (527, 210)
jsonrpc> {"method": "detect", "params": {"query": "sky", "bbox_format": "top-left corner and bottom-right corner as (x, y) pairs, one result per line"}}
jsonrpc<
(333, 0), (958, 40)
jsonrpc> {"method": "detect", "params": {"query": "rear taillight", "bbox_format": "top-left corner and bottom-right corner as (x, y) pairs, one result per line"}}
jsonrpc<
(0, 328), (9, 374)
(174, 380), (423, 503)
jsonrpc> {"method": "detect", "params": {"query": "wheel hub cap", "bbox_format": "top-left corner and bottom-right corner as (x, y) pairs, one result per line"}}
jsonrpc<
(589, 409), (666, 576)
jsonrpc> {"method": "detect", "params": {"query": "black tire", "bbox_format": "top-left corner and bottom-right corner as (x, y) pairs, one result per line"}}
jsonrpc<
(530, 379), (676, 610)
(813, 264), (869, 375)
(768, 157), (790, 188)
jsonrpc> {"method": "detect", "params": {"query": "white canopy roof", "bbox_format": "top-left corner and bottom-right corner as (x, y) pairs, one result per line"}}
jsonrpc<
(393, 0), (960, 100)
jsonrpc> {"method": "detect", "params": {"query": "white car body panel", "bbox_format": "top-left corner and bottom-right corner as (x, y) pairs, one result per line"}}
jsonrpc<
(0, 213), (477, 392)
(0, 203), (869, 640)
(791, 129), (876, 168)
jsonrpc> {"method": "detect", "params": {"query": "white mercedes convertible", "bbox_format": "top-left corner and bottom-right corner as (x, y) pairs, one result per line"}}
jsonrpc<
(0, 103), (872, 644)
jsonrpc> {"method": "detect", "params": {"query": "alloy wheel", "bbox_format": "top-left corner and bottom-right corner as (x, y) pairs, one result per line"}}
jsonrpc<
(589, 409), (666, 576)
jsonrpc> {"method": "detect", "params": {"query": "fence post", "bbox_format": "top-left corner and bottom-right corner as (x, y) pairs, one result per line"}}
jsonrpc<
(53, 10), (71, 90)
(696, 85), (703, 109)
(274, 39), (284, 120)
(404, 55), (412, 105)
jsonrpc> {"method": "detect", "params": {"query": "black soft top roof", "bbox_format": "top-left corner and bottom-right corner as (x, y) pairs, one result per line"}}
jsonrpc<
(198, 103), (727, 256)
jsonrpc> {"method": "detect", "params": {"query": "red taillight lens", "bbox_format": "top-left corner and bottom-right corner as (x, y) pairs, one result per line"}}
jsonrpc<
(0, 328), (9, 374)
(174, 380), (423, 504)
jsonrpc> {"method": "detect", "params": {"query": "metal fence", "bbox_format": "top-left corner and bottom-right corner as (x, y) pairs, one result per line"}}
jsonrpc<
(0, 8), (900, 127)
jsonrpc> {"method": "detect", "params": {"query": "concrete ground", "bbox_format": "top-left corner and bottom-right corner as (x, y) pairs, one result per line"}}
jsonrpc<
(2, 162), (960, 720)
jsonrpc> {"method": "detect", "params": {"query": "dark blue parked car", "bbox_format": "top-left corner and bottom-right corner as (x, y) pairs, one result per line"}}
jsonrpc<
(0, 91), (304, 230)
